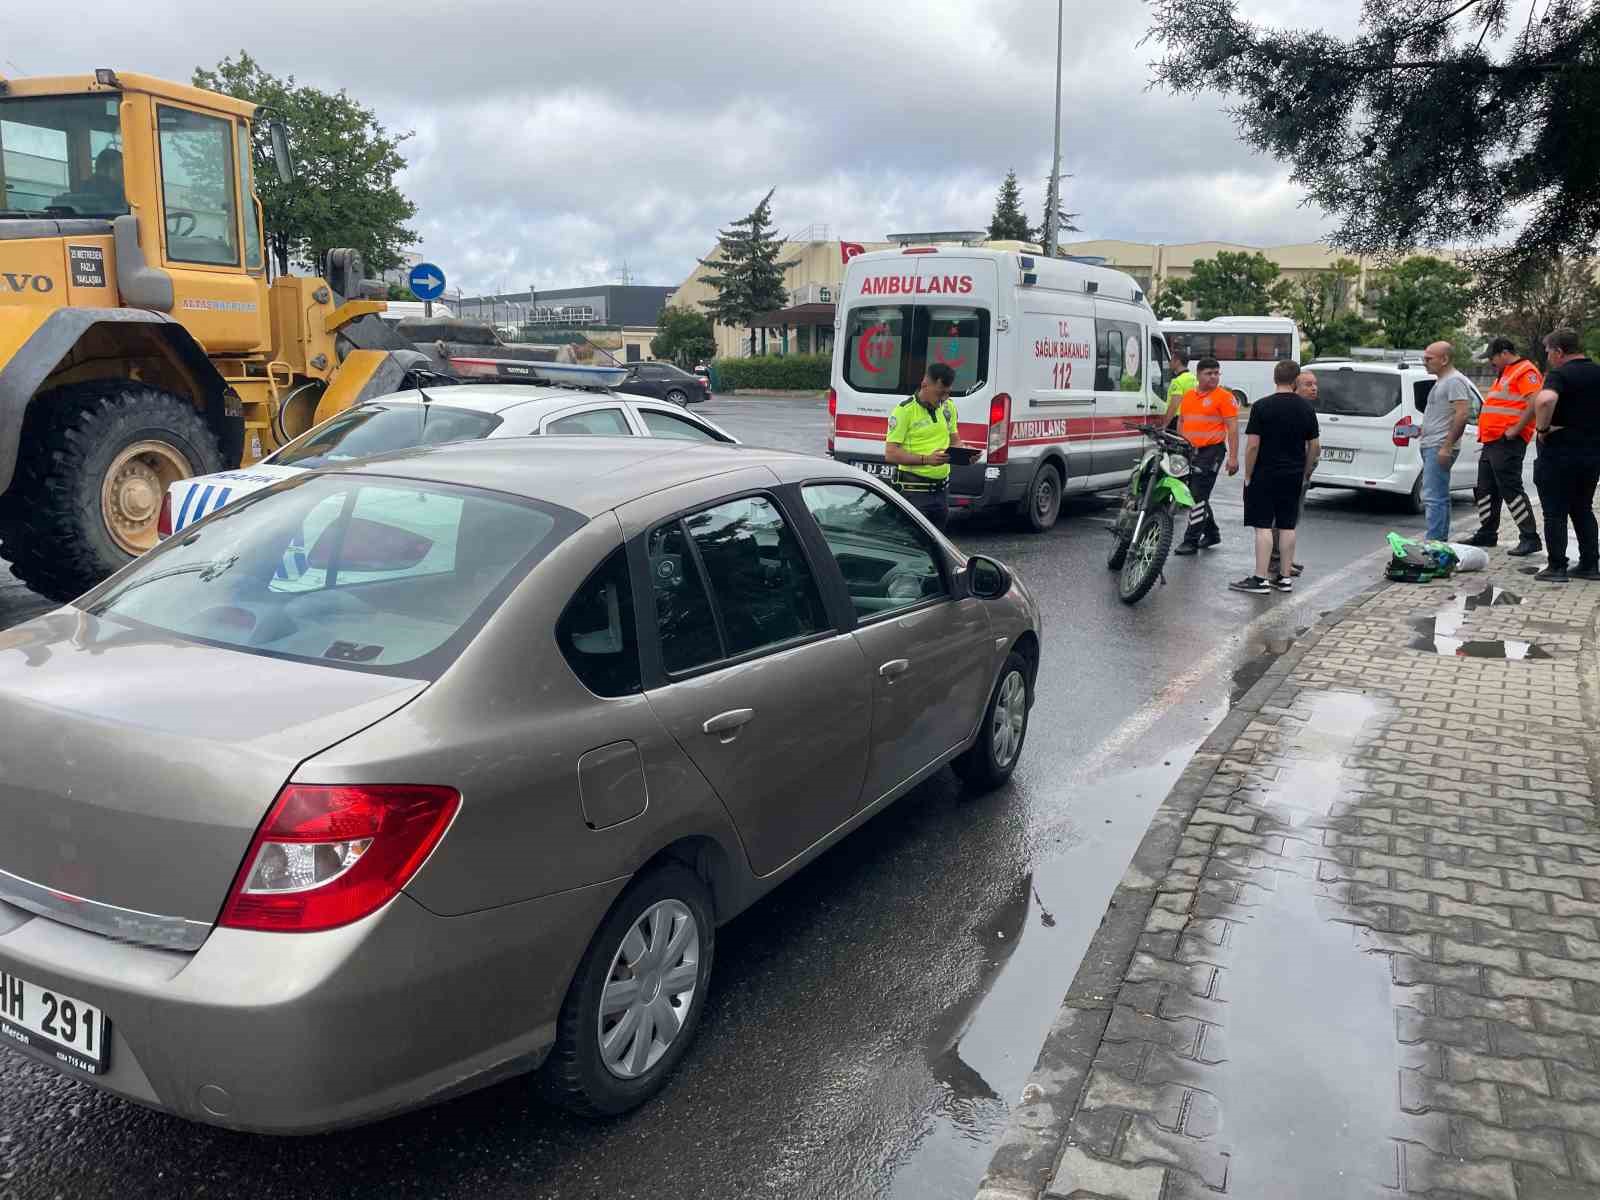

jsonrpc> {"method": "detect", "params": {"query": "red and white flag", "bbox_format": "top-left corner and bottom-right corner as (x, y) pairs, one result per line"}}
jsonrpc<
(840, 241), (866, 264)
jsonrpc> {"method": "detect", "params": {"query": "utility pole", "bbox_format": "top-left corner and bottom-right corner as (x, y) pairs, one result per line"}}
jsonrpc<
(1043, 0), (1063, 258)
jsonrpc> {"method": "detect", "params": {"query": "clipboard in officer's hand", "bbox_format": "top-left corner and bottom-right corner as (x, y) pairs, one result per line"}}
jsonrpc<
(945, 445), (981, 466)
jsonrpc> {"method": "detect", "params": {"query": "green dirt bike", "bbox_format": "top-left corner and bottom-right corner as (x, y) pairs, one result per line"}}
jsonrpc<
(1105, 423), (1197, 605)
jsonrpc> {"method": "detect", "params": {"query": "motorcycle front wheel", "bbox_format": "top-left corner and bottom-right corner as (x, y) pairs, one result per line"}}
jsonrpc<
(1118, 504), (1175, 604)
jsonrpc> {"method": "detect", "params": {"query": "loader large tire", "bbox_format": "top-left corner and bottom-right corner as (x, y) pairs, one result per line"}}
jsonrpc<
(0, 382), (223, 601)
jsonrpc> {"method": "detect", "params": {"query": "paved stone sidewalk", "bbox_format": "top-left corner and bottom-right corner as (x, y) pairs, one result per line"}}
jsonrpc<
(979, 546), (1600, 1200)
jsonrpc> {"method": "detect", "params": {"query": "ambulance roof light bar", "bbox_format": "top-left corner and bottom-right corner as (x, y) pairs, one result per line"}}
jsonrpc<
(886, 231), (989, 247)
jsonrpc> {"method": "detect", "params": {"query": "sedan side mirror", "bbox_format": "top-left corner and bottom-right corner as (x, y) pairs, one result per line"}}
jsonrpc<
(966, 555), (1011, 599)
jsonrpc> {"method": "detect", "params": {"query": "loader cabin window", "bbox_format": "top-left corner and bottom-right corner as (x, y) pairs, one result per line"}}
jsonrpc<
(844, 305), (990, 396)
(156, 105), (240, 267)
(0, 94), (128, 218)
(237, 124), (263, 271)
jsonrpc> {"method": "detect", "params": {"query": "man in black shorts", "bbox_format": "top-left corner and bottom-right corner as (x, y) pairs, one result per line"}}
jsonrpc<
(1532, 327), (1600, 582)
(1232, 359), (1321, 595)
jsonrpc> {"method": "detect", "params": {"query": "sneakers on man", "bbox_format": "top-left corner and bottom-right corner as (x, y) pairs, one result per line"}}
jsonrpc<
(1173, 541), (1199, 557)
(1229, 575), (1270, 594)
(1535, 566), (1570, 583)
(1570, 564), (1600, 581)
(1462, 529), (1498, 548)
(1270, 575), (1293, 592)
(1201, 532), (1223, 549)
(1507, 536), (1543, 558)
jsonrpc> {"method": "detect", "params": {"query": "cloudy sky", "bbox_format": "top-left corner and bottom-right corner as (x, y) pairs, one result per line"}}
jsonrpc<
(10, 0), (1349, 295)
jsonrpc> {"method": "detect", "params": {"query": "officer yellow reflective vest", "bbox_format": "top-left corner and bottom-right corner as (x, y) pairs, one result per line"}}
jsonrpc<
(886, 394), (959, 484)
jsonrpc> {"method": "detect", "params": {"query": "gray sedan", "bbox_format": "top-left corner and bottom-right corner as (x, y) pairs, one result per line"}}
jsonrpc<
(0, 439), (1040, 1132)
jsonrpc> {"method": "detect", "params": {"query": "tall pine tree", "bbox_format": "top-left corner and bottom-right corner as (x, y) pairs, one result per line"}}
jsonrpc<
(987, 170), (1033, 241)
(699, 189), (797, 356)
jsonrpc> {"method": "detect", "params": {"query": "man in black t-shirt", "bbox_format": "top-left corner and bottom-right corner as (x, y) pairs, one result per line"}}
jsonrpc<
(1231, 359), (1321, 595)
(1532, 327), (1600, 582)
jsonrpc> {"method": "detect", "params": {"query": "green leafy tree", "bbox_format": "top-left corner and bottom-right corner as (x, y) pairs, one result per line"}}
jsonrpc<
(1166, 251), (1286, 319)
(699, 188), (798, 356)
(385, 282), (416, 301)
(194, 52), (419, 277)
(987, 169), (1033, 241)
(1149, 280), (1188, 321)
(651, 305), (717, 366)
(1369, 255), (1476, 349)
(1285, 258), (1378, 357)
(1145, 1), (1600, 276)
(1478, 256), (1600, 368)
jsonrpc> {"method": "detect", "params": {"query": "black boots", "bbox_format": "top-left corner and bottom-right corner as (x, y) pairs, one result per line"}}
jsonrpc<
(1507, 535), (1543, 558)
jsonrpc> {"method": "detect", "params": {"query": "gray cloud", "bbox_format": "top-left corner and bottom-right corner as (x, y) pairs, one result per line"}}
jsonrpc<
(9, 0), (1347, 294)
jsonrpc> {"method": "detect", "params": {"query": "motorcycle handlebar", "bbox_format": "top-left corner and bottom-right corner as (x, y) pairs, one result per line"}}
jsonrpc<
(1123, 421), (1195, 450)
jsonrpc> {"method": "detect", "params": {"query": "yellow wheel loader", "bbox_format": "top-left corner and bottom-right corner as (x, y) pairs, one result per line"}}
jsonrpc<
(0, 68), (430, 600)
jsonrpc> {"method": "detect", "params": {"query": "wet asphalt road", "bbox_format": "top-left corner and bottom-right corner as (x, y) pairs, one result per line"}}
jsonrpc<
(0, 396), (1470, 1200)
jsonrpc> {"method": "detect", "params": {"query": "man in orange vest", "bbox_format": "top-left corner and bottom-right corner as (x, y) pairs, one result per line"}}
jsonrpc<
(1173, 356), (1241, 555)
(1463, 336), (1542, 556)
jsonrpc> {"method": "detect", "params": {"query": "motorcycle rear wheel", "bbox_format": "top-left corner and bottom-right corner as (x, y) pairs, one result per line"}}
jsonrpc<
(1118, 504), (1174, 604)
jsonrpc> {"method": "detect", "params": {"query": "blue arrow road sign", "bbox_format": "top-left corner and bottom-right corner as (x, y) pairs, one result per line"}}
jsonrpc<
(408, 262), (446, 301)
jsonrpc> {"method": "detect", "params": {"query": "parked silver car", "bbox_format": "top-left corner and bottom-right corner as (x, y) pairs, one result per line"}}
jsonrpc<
(162, 383), (737, 537)
(0, 439), (1040, 1132)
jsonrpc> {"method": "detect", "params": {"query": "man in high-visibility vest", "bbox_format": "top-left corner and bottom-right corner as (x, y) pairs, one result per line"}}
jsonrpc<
(1163, 348), (1198, 430)
(1173, 356), (1241, 555)
(1463, 336), (1542, 556)
(884, 362), (961, 531)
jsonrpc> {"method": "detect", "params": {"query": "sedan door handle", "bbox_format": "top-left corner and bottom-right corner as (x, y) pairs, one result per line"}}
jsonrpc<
(878, 659), (911, 680)
(702, 708), (756, 738)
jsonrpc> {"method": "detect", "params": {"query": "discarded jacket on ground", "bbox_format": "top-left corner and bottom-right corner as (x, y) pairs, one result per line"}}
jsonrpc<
(1385, 532), (1460, 583)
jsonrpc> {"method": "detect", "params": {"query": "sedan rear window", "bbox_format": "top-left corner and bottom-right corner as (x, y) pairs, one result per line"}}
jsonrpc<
(83, 475), (581, 677)
(1308, 372), (1402, 417)
(271, 403), (502, 469)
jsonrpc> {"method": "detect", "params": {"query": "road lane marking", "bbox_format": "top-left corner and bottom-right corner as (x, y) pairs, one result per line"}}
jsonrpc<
(1070, 546), (1385, 783)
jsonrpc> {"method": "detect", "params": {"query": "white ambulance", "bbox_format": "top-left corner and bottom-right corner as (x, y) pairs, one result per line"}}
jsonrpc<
(827, 242), (1173, 530)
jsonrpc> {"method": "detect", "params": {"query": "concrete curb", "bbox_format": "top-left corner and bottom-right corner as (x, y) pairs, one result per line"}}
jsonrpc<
(974, 570), (1397, 1200)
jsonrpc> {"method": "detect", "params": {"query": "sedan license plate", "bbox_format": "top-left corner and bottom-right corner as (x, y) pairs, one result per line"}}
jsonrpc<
(850, 460), (898, 481)
(0, 970), (109, 1075)
(1320, 447), (1356, 464)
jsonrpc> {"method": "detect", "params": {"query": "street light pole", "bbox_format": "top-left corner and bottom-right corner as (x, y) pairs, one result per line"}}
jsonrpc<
(1044, 0), (1063, 258)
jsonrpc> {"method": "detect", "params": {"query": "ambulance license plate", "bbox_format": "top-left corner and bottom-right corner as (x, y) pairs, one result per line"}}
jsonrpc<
(0, 969), (110, 1076)
(851, 460), (897, 481)
(1320, 447), (1355, 464)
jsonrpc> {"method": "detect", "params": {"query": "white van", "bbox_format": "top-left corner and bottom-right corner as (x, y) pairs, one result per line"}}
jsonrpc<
(828, 245), (1171, 530)
(1305, 354), (1483, 511)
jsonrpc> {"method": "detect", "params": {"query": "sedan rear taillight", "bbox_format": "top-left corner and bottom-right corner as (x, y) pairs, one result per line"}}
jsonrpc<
(157, 492), (173, 540)
(220, 784), (460, 933)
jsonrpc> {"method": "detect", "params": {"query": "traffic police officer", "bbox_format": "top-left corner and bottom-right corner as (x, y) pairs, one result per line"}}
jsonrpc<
(884, 363), (961, 530)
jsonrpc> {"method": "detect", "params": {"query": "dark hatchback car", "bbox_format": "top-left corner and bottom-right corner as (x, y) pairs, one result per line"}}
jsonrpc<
(617, 362), (712, 406)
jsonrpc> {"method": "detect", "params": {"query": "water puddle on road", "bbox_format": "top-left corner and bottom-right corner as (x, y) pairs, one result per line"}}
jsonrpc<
(1407, 586), (1550, 658)
(890, 756), (1195, 1200)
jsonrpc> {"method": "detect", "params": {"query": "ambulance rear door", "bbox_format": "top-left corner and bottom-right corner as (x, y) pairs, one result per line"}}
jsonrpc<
(833, 252), (998, 461)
